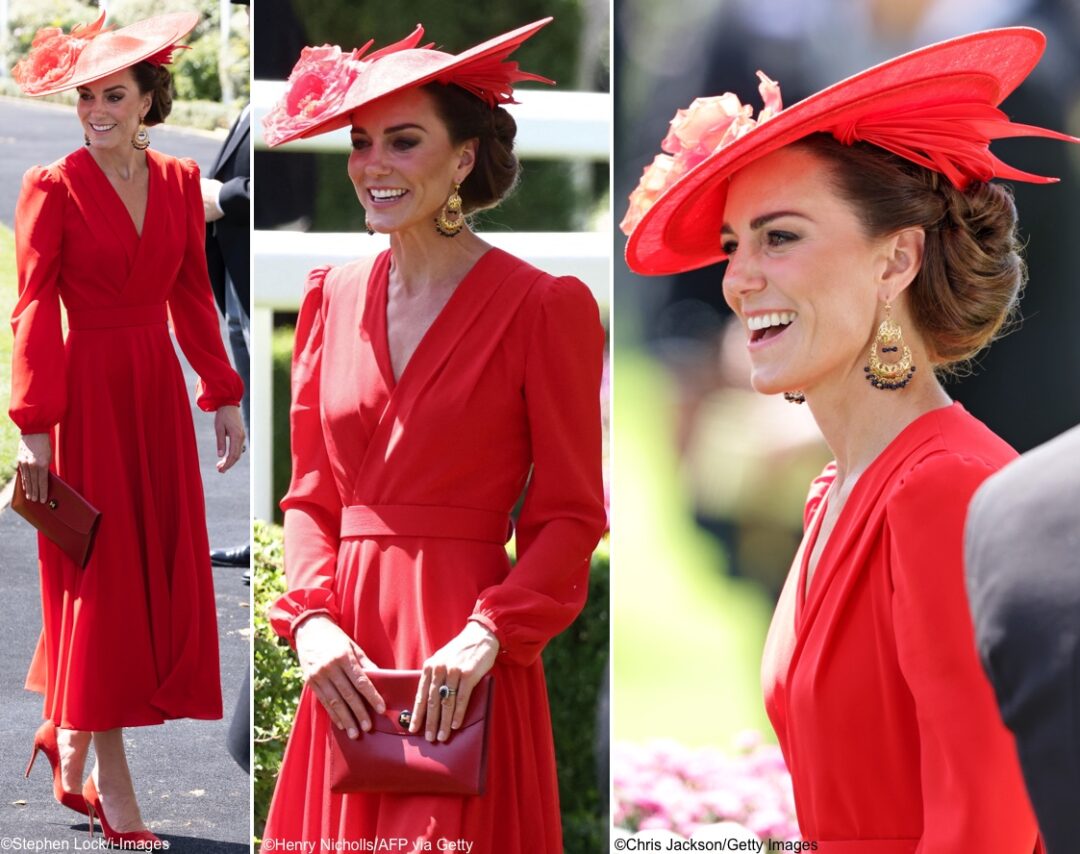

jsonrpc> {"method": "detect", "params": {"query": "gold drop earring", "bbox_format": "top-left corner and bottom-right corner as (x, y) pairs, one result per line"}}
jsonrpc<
(434, 183), (464, 237)
(865, 302), (915, 390)
(132, 121), (150, 151)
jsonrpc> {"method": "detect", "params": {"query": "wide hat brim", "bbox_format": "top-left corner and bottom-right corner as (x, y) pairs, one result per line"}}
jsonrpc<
(625, 27), (1049, 276)
(269, 17), (552, 147)
(21, 12), (198, 97)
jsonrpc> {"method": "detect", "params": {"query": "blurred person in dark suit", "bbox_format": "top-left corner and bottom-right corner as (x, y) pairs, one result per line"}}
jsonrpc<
(965, 424), (1080, 854)
(203, 0), (251, 570)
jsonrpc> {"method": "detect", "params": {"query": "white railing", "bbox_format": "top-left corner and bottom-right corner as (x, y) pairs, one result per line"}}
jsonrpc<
(252, 82), (611, 520)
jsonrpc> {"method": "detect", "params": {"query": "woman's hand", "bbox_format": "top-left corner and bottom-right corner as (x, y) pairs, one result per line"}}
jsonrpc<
(411, 621), (500, 743)
(214, 405), (245, 473)
(17, 433), (52, 503)
(294, 615), (385, 739)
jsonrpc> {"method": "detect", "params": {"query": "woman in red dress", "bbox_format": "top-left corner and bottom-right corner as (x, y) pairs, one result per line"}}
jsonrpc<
(622, 29), (1076, 853)
(10, 11), (244, 847)
(259, 18), (606, 854)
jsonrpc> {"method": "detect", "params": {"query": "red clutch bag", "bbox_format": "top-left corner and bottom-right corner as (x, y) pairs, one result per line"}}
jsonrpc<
(12, 472), (101, 568)
(328, 669), (494, 796)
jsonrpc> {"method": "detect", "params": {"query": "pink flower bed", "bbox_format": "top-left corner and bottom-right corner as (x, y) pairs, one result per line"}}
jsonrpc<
(614, 732), (801, 842)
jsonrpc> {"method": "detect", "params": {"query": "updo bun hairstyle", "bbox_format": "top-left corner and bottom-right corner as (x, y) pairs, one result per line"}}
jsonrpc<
(794, 133), (1024, 374)
(422, 82), (520, 214)
(130, 61), (174, 125)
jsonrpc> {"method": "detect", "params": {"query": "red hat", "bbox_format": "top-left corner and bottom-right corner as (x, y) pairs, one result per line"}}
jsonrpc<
(622, 28), (1080, 276)
(262, 18), (555, 147)
(12, 11), (199, 97)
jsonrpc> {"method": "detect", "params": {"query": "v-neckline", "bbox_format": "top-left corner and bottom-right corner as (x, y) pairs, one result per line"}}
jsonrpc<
(80, 146), (153, 239)
(376, 247), (496, 391)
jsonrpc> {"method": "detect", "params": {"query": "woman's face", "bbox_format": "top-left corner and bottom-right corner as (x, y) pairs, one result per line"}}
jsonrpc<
(721, 146), (892, 397)
(76, 68), (152, 152)
(347, 88), (476, 236)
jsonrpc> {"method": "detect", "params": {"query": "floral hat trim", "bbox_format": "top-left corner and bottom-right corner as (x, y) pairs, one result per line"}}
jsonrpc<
(620, 72), (781, 237)
(12, 11), (196, 97)
(262, 18), (554, 147)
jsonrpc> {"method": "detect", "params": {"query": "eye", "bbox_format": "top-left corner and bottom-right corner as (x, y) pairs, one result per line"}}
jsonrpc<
(350, 137), (371, 151)
(766, 230), (798, 247)
(721, 239), (738, 256)
(107, 93), (124, 102)
(391, 136), (419, 151)
(78, 92), (92, 101)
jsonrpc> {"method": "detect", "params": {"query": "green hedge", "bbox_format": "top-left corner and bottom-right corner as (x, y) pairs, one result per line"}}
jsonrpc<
(253, 521), (609, 852)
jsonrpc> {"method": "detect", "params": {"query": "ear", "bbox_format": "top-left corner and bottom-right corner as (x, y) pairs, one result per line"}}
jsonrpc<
(453, 138), (479, 184)
(876, 227), (925, 302)
(140, 91), (153, 123)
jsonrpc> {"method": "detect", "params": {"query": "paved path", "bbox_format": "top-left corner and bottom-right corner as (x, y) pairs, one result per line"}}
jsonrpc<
(0, 98), (249, 850)
(0, 96), (224, 228)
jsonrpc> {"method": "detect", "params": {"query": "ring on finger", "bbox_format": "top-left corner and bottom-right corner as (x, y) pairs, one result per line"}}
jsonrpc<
(438, 685), (458, 700)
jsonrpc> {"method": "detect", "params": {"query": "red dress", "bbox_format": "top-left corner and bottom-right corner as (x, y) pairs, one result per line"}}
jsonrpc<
(9, 147), (243, 730)
(263, 248), (606, 852)
(762, 403), (1040, 853)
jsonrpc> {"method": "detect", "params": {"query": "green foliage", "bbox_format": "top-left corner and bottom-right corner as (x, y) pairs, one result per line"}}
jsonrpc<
(543, 538), (610, 854)
(253, 520), (303, 838)
(252, 521), (610, 849)
(271, 325), (296, 526)
(173, 29), (221, 102)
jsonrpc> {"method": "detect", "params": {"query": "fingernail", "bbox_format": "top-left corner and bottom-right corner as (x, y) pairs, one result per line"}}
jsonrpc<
(360, 720), (370, 732)
(376, 703), (386, 714)
(426, 732), (435, 743)
(348, 728), (358, 739)
(438, 730), (446, 741)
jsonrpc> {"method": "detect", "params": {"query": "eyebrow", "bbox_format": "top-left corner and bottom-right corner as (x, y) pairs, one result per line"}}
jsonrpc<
(351, 123), (427, 135)
(720, 210), (813, 235)
(77, 85), (129, 94)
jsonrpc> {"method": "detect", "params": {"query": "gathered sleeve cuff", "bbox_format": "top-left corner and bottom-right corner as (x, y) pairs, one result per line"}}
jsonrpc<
(10, 166), (68, 434)
(886, 453), (1038, 852)
(272, 266), (344, 645)
(469, 277), (607, 666)
(168, 158), (243, 411)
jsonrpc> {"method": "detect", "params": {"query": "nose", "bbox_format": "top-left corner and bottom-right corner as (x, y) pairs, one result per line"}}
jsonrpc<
(721, 247), (766, 308)
(363, 143), (391, 178)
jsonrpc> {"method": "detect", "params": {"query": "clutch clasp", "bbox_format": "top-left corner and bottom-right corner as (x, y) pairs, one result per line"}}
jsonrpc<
(398, 710), (411, 729)
(48, 499), (58, 510)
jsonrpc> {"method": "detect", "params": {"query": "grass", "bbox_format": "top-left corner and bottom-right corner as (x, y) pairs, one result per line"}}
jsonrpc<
(0, 224), (18, 487)
(612, 351), (775, 746)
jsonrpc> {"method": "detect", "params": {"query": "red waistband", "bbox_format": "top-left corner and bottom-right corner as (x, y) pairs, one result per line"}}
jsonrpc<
(340, 504), (513, 545)
(67, 304), (168, 330)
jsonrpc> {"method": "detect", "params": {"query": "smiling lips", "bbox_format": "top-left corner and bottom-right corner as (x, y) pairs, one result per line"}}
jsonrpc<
(747, 311), (797, 344)
(89, 122), (117, 133)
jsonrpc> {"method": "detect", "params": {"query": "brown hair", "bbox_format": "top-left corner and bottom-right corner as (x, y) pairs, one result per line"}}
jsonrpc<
(422, 82), (519, 214)
(793, 133), (1024, 371)
(130, 62), (174, 126)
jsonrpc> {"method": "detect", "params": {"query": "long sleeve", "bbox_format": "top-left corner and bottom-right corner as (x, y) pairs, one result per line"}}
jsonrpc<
(469, 277), (607, 666)
(167, 158), (243, 411)
(270, 267), (343, 642)
(10, 166), (67, 434)
(886, 453), (1038, 853)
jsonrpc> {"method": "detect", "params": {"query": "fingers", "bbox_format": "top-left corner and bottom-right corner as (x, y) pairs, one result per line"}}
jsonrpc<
(216, 425), (246, 473)
(424, 663), (446, 742)
(326, 663), (371, 737)
(438, 668), (462, 741)
(215, 418), (227, 461)
(349, 643), (386, 714)
(19, 461), (49, 503)
(450, 672), (475, 732)
(410, 668), (431, 736)
(34, 464), (49, 504)
(309, 679), (358, 735)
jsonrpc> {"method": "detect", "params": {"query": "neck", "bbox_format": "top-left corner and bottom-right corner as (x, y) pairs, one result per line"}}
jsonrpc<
(387, 225), (490, 294)
(804, 358), (952, 483)
(88, 144), (145, 180)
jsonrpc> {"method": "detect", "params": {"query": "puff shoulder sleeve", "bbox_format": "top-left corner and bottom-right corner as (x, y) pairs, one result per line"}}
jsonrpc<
(10, 166), (67, 434)
(167, 158), (243, 411)
(270, 266), (343, 642)
(468, 276), (607, 666)
(886, 453), (1038, 853)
